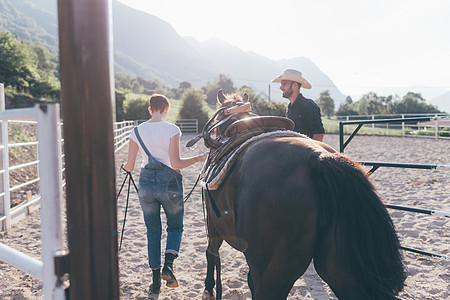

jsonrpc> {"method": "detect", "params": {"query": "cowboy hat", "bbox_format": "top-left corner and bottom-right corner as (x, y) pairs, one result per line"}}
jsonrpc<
(272, 69), (312, 89)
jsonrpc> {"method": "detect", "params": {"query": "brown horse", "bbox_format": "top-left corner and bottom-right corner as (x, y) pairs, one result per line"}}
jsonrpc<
(195, 90), (406, 300)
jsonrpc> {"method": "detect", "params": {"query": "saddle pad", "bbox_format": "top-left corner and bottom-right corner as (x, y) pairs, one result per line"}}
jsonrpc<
(202, 130), (307, 190)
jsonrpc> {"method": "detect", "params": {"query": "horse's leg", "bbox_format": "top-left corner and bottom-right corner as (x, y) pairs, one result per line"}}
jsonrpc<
(313, 226), (373, 300)
(214, 248), (222, 299)
(245, 247), (314, 300)
(203, 223), (223, 300)
(247, 271), (254, 299)
(242, 219), (317, 300)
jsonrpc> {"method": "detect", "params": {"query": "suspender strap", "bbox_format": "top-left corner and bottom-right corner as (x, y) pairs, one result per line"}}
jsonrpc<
(133, 127), (153, 158)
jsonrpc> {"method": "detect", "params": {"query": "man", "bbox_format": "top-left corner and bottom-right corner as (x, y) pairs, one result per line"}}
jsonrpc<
(272, 69), (325, 141)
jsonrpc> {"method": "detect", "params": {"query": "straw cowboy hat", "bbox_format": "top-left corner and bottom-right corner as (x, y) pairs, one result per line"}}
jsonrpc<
(272, 69), (312, 89)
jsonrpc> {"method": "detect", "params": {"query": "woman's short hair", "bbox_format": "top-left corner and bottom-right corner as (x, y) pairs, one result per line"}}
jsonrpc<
(149, 94), (170, 113)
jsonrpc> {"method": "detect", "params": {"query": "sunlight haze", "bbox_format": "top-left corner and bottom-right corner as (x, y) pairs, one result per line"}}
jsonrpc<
(117, 0), (450, 102)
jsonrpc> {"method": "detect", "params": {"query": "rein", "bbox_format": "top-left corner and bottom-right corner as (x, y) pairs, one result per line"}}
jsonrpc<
(186, 101), (253, 148)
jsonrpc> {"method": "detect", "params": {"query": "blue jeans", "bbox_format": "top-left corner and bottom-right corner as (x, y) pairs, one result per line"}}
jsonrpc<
(138, 157), (184, 270)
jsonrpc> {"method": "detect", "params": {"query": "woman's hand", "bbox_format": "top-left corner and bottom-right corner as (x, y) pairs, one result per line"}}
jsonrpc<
(121, 163), (132, 173)
(197, 152), (209, 162)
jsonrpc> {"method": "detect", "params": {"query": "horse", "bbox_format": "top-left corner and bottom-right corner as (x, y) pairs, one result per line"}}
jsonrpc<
(192, 90), (406, 300)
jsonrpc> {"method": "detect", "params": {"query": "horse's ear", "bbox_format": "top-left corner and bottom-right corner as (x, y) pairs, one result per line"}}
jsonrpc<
(217, 89), (226, 104)
(243, 92), (249, 102)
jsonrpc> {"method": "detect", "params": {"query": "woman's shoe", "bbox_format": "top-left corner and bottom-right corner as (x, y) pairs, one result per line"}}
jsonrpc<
(161, 253), (179, 288)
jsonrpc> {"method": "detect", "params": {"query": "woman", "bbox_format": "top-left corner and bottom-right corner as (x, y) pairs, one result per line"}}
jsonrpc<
(123, 94), (208, 294)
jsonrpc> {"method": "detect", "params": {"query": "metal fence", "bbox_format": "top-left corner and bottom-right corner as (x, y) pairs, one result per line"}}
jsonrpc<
(175, 119), (198, 134)
(135, 119), (198, 134)
(336, 113), (450, 139)
(339, 117), (450, 260)
(0, 107), (135, 300)
(0, 104), (66, 299)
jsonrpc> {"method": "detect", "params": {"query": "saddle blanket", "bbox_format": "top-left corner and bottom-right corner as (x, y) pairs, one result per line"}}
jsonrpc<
(201, 130), (307, 190)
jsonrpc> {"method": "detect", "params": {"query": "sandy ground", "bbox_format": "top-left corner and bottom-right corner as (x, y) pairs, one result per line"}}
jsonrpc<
(0, 133), (449, 299)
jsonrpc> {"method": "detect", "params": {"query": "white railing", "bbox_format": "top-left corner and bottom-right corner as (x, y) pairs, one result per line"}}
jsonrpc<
(136, 119), (199, 134)
(175, 119), (198, 134)
(114, 120), (136, 153)
(0, 101), (134, 300)
(335, 113), (450, 139)
(0, 118), (134, 232)
(0, 103), (65, 300)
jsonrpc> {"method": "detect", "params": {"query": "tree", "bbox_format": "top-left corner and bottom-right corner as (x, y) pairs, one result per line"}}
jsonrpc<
(203, 74), (236, 105)
(0, 32), (60, 99)
(239, 86), (286, 116)
(0, 31), (36, 92)
(392, 92), (440, 114)
(178, 88), (210, 130)
(315, 90), (335, 117)
(218, 74), (235, 93)
(124, 97), (150, 120)
(336, 102), (358, 116)
(115, 89), (127, 121)
(354, 92), (386, 115)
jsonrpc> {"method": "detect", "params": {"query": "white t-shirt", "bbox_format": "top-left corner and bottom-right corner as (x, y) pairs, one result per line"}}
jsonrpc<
(130, 121), (181, 169)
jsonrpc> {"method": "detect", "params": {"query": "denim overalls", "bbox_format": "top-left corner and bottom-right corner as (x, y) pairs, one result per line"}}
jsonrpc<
(134, 127), (184, 270)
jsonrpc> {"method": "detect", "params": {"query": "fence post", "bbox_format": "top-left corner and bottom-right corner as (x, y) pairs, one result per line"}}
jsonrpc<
(0, 83), (4, 230)
(58, 0), (119, 298)
(346, 116), (349, 134)
(0, 83), (10, 231)
(372, 115), (375, 135)
(401, 114), (405, 136)
(36, 104), (66, 299)
(434, 114), (438, 139)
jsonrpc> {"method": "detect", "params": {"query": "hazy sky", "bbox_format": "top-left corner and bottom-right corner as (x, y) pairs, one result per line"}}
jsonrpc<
(117, 0), (450, 100)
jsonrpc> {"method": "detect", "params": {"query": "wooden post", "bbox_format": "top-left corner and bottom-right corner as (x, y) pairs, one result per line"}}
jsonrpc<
(57, 0), (119, 299)
(0, 83), (4, 231)
(26, 191), (32, 214)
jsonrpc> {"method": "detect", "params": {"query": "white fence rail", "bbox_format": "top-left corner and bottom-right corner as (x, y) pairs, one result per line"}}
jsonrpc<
(336, 113), (450, 139)
(0, 108), (135, 300)
(0, 103), (65, 300)
(175, 119), (198, 134)
(0, 119), (135, 232)
(114, 120), (136, 153)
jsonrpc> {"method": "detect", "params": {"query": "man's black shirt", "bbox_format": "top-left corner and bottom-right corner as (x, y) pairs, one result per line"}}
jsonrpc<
(286, 94), (325, 138)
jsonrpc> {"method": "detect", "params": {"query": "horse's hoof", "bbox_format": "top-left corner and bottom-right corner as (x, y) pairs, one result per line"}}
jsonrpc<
(202, 289), (215, 300)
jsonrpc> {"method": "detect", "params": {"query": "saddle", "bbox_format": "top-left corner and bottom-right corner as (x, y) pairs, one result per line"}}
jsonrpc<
(202, 129), (307, 190)
(197, 100), (300, 190)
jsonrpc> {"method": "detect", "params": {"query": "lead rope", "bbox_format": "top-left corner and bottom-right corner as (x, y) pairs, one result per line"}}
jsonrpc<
(183, 173), (201, 203)
(117, 165), (139, 251)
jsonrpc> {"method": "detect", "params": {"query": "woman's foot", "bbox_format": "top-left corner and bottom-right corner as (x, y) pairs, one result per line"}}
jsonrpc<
(162, 253), (179, 288)
(150, 268), (161, 294)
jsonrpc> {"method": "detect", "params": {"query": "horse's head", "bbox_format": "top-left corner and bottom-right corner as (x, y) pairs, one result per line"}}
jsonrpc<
(186, 89), (254, 149)
(214, 89), (254, 136)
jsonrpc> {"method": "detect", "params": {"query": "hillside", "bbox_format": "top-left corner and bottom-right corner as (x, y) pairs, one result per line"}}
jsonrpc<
(0, 0), (349, 104)
(2, 0), (448, 110)
(429, 91), (450, 113)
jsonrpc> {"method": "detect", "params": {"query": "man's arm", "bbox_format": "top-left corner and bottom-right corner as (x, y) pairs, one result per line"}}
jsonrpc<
(311, 103), (325, 141)
(312, 133), (324, 142)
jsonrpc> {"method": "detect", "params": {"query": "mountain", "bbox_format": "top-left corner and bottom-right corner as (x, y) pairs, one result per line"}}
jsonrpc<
(0, 0), (58, 49)
(428, 91), (450, 113)
(4, 0), (418, 107)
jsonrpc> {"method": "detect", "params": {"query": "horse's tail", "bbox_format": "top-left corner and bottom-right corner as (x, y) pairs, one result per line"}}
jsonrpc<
(310, 152), (407, 298)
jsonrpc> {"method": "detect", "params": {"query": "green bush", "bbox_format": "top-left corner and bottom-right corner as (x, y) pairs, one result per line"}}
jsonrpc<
(178, 88), (210, 130)
(124, 97), (149, 120)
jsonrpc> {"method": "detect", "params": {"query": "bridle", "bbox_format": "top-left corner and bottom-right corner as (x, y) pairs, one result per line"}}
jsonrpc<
(186, 101), (253, 149)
